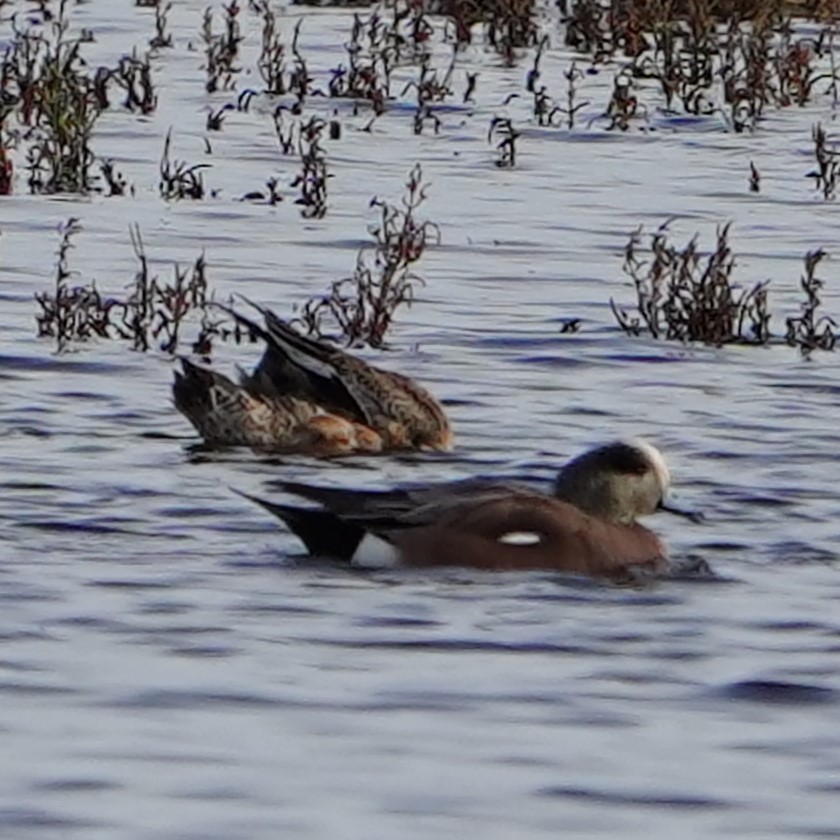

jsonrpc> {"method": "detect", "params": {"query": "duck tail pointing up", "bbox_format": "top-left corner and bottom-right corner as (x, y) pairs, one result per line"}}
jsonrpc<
(212, 299), (272, 345)
(172, 357), (239, 417)
(260, 305), (334, 364)
(225, 295), (332, 367)
(236, 490), (365, 561)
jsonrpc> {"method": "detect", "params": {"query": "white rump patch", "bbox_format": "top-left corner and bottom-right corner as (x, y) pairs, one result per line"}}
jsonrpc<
(352, 532), (400, 569)
(498, 531), (542, 546)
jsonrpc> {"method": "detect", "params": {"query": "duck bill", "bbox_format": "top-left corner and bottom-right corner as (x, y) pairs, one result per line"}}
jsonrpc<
(658, 499), (704, 524)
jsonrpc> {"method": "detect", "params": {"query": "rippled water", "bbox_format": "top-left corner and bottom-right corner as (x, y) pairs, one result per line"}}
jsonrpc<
(2, 2), (840, 837)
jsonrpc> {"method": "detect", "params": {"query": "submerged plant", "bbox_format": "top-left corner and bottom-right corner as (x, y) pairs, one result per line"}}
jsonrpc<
(556, 0), (840, 131)
(35, 218), (115, 350)
(555, 61), (589, 129)
(254, 0), (288, 94)
(611, 221), (771, 346)
(5, 1), (105, 194)
(441, 0), (538, 58)
(605, 71), (642, 131)
(292, 116), (328, 218)
(749, 160), (761, 192)
(293, 164), (440, 348)
(327, 11), (393, 113)
(254, 3), (311, 107)
(121, 226), (212, 353)
(113, 51), (157, 114)
(402, 51), (456, 107)
(98, 158), (128, 196)
(148, 1), (174, 50)
(35, 221), (216, 354)
(809, 122), (840, 199)
(159, 130), (209, 200)
(611, 221), (838, 353)
(202, 1), (243, 93)
(785, 249), (836, 354)
(488, 116), (519, 166)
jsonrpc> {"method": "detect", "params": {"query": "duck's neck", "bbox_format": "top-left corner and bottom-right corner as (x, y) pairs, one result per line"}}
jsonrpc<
(553, 470), (625, 522)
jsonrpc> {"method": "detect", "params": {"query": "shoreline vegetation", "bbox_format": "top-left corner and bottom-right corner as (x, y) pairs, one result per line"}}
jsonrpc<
(2, 0), (839, 354)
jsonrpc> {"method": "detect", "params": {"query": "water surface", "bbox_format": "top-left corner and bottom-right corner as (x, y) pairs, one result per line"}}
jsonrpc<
(1, 2), (840, 838)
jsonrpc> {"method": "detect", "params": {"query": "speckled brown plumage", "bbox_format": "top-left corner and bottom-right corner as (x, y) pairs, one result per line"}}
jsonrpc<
(171, 303), (451, 455)
(172, 358), (382, 455)
(245, 305), (452, 452)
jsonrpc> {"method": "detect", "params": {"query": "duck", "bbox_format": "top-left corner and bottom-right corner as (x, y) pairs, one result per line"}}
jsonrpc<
(240, 438), (701, 578)
(172, 358), (383, 455)
(172, 301), (452, 455)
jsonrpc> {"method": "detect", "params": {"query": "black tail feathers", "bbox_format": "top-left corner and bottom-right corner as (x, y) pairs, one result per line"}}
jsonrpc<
(236, 490), (365, 561)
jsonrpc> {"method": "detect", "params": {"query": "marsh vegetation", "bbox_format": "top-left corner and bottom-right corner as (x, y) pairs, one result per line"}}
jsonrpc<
(1, 0), (836, 356)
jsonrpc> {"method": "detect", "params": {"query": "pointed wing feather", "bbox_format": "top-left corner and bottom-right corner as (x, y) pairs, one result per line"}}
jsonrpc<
(234, 300), (371, 423)
(271, 477), (537, 528)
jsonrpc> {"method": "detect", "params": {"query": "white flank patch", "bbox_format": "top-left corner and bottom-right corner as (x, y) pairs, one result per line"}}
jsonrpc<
(352, 532), (400, 569)
(498, 531), (542, 546)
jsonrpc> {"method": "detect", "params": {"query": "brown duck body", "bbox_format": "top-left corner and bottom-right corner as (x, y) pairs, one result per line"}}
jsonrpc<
(173, 358), (383, 456)
(376, 494), (667, 576)
(243, 440), (689, 578)
(248, 307), (452, 451)
(172, 303), (452, 455)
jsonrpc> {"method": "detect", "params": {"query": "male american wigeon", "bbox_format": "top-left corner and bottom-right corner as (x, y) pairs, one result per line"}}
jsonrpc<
(172, 302), (452, 455)
(241, 439), (700, 578)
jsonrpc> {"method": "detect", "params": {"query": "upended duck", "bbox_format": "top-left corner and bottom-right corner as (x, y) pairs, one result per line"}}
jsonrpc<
(172, 302), (452, 456)
(241, 439), (701, 578)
